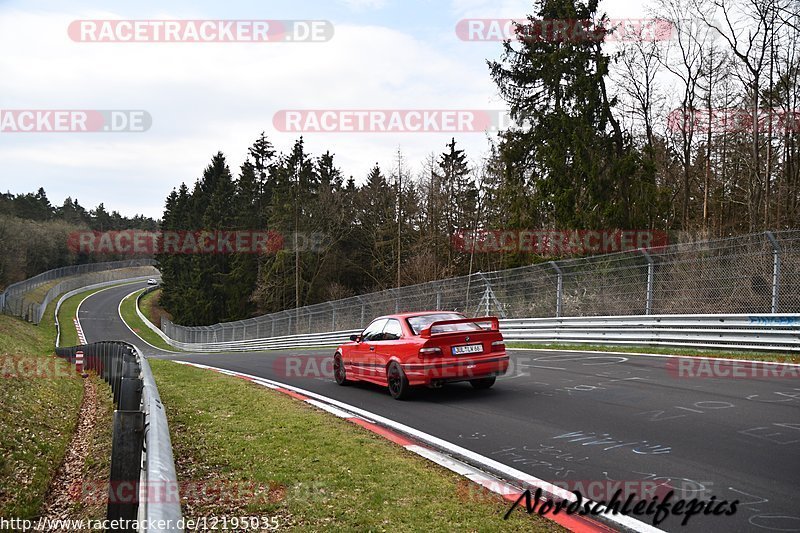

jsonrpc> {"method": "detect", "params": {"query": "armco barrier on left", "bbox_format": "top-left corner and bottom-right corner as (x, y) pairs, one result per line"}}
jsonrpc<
(55, 342), (183, 532)
(0, 259), (158, 324)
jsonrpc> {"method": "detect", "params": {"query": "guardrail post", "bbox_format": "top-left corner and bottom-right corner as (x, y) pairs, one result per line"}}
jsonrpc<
(107, 410), (144, 528)
(109, 344), (116, 385)
(549, 261), (563, 318)
(766, 231), (780, 313)
(109, 344), (116, 388)
(110, 346), (120, 402)
(81, 346), (90, 371)
(115, 348), (137, 405)
(641, 248), (654, 315)
(118, 377), (143, 411)
(101, 343), (108, 383)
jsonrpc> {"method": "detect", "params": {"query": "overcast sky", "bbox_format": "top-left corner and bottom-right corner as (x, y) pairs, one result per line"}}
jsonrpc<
(0, 0), (648, 219)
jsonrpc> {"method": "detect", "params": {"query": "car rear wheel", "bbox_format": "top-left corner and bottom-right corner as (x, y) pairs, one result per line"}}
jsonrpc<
(334, 353), (349, 385)
(470, 376), (496, 390)
(387, 361), (411, 400)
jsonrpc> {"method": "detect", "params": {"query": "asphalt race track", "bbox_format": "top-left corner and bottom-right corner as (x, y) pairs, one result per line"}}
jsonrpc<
(80, 282), (800, 533)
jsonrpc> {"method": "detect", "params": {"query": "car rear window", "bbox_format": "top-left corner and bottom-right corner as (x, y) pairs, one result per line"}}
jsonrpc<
(406, 313), (482, 335)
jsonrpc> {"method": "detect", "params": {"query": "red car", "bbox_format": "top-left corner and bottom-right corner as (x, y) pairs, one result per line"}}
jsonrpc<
(333, 311), (509, 400)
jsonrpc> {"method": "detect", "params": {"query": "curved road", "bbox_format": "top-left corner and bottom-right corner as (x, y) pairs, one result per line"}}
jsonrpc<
(80, 282), (800, 533)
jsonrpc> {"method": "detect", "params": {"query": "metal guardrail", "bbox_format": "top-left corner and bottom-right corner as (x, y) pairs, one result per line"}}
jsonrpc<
(153, 314), (800, 353)
(133, 286), (356, 352)
(137, 354), (183, 531)
(161, 328), (360, 352)
(499, 314), (800, 352)
(1, 259), (158, 324)
(55, 342), (183, 532)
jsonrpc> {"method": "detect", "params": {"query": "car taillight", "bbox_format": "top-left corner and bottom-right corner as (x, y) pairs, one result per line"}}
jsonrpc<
(491, 340), (505, 351)
(419, 347), (442, 356)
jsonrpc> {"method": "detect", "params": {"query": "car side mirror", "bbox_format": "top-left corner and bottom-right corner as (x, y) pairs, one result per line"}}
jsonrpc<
(350, 334), (360, 342)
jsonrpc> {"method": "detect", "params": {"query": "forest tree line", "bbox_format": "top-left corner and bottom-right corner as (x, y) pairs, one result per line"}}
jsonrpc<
(0, 189), (157, 289)
(159, 0), (800, 326)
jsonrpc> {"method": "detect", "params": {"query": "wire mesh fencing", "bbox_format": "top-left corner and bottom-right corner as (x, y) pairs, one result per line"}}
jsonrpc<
(0, 259), (158, 323)
(161, 231), (800, 343)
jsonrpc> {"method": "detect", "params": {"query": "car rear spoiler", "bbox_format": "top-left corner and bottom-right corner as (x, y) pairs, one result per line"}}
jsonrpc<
(420, 317), (500, 338)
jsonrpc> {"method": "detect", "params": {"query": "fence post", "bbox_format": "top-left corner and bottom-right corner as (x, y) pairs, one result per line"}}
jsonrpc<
(766, 231), (780, 313)
(355, 296), (365, 328)
(641, 248), (654, 315)
(331, 303), (336, 331)
(549, 261), (563, 318)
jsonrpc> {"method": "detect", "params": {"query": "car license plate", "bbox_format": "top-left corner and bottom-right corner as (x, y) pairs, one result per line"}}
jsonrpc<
(452, 344), (483, 355)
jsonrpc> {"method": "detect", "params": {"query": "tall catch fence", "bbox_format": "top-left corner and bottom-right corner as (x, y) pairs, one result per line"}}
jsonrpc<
(161, 231), (800, 343)
(0, 259), (158, 323)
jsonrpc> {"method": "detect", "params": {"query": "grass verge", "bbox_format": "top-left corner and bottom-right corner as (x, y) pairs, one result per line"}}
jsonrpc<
(119, 289), (177, 352)
(1, 283), (117, 521)
(150, 360), (561, 532)
(19, 280), (63, 310)
(506, 342), (800, 363)
(74, 376), (114, 519)
(139, 288), (171, 328)
(0, 307), (83, 519)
